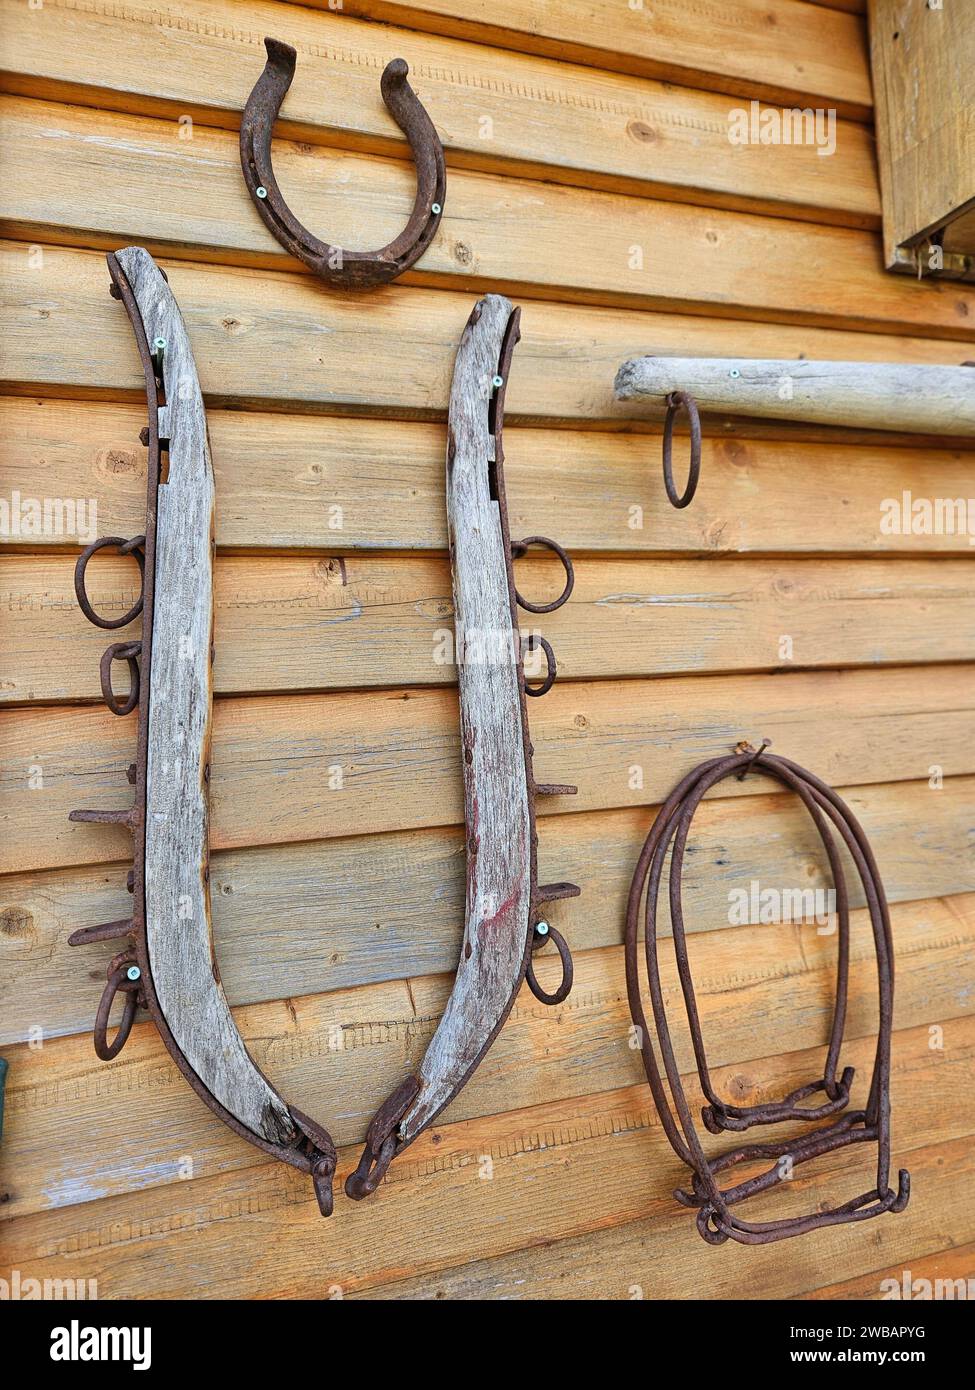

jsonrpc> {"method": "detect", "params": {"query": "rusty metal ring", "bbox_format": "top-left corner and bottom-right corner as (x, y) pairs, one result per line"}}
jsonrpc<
(526, 923), (573, 1005)
(94, 962), (141, 1061)
(523, 633), (556, 697)
(99, 641), (142, 717)
(240, 38), (446, 289)
(75, 536), (146, 630)
(662, 390), (702, 509)
(511, 535), (575, 614)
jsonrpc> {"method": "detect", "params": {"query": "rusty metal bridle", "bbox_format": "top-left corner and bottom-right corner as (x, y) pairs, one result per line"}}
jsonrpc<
(240, 38), (446, 289)
(624, 743), (910, 1244)
(67, 249), (339, 1216)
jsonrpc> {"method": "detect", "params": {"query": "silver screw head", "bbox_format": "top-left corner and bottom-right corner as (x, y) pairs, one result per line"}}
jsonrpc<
(126, 965), (142, 981)
(152, 337), (166, 352)
(256, 186), (268, 199)
(535, 920), (550, 937)
(492, 375), (504, 389)
(431, 202), (442, 215)
(729, 368), (741, 378)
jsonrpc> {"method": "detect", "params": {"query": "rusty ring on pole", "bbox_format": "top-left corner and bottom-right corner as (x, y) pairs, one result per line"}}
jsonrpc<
(100, 641), (142, 716)
(240, 38), (446, 289)
(523, 633), (557, 697)
(662, 390), (702, 509)
(75, 536), (146, 629)
(511, 535), (575, 613)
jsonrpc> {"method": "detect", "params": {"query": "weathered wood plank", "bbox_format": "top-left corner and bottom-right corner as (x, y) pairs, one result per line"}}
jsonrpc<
(870, 0), (975, 274)
(804, 1241), (975, 1301)
(0, 0), (879, 226)
(5, 398), (975, 556)
(1, 927), (969, 1220)
(2, 663), (972, 875)
(3, 781), (971, 1045)
(4, 98), (972, 335)
(114, 247), (294, 1145)
(313, 0), (875, 119)
(352, 1128), (970, 1301)
(616, 357), (975, 435)
(0, 1033), (967, 1296)
(394, 295), (531, 1144)
(4, 247), (972, 433)
(6, 552), (975, 703)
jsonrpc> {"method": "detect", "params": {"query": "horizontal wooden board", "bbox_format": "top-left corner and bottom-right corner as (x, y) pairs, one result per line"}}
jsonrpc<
(6, 552), (975, 703)
(0, 0), (879, 226)
(5, 398), (975, 557)
(1, 918), (969, 1220)
(2, 662), (972, 875)
(320, 0), (875, 119)
(805, 1242), (975, 1301)
(3, 247), (974, 456)
(354, 1125), (969, 1301)
(0, 1027), (966, 1296)
(3, 99), (972, 336)
(3, 781), (970, 1044)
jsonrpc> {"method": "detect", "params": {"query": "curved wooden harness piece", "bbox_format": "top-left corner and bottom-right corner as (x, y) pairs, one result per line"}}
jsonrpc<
(625, 746), (910, 1245)
(347, 295), (581, 1199)
(68, 247), (338, 1216)
(240, 38), (446, 288)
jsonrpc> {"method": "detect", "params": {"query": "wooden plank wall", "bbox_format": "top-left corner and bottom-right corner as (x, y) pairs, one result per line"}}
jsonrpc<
(1, 0), (973, 1300)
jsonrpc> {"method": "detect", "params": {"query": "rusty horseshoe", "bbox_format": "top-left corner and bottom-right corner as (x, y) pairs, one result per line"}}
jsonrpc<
(240, 38), (446, 289)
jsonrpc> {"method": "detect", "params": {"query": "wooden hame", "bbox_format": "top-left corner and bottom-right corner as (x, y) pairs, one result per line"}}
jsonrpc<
(347, 294), (578, 1197)
(64, 248), (339, 1214)
(119, 248), (298, 1145)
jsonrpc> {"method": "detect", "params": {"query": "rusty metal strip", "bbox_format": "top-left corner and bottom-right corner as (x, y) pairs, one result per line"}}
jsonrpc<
(67, 248), (337, 1216)
(624, 744), (910, 1245)
(240, 37), (446, 289)
(347, 296), (580, 1201)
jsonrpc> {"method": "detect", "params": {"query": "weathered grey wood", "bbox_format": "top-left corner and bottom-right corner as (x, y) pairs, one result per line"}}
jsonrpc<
(399, 295), (532, 1144)
(117, 248), (295, 1145)
(615, 357), (975, 435)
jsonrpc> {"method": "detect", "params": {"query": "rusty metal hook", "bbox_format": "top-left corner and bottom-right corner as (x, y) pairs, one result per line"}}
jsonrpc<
(75, 535), (145, 629)
(526, 921), (573, 1005)
(523, 633), (557, 696)
(94, 951), (144, 1061)
(99, 640), (142, 716)
(240, 38), (446, 289)
(662, 390), (702, 508)
(511, 535), (575, 613)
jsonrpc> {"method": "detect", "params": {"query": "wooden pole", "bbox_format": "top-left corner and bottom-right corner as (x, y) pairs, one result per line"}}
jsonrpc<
(614, 357), (975, 435)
